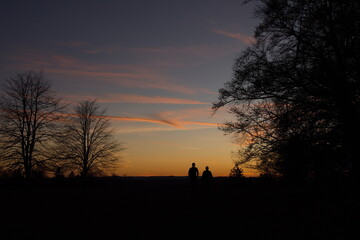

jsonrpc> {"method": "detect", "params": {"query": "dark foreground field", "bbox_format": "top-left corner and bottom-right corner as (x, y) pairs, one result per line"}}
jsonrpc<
(1, 177), (359, 240)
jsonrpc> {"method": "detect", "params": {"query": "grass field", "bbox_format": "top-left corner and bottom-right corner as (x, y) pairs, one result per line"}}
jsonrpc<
(1, 177), (358, 239)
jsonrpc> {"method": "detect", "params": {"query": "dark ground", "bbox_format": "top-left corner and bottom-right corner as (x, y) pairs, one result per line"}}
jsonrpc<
(0, 177), (359, 240)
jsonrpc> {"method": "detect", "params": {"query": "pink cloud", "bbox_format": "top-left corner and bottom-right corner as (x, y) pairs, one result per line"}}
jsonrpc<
(104, 116), (181, 128)
(64, 93), (208, 105)
(104, 107), (219, 129)
(106, 115), (219, 128)
(98, 94), (207, 104)
(59, 106), (222, 130)
(179, 121), (219, 126)
(58, 112), (182, 127)
(140, 107), (222, 128)
(8, 51), (197, 94)
(212, 29), (255, 44)
(46, 68), (195, 94)
(131, 45), (238, 62)
(7, 46), (221, 96)
(152, 107), (213, 120)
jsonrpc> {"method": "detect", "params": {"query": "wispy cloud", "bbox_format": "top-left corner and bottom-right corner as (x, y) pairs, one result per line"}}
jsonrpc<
(55, 41), (237, 64)
(59, 105), (226, 133)
(212, 29), (255, 44)
(107, 115), (219, 128)
(178, 121), (219, 126)
(46, 68), (196, 94)
(8, 51), (197, 94)
(60, 112), (200, 128)
(105, 116), (181, 127)
(98, 94), (208, 105)
(99, 107), (221, 129)
(64, 93), (208, 105)
(132, 45), (231, 58)
(152, 107), (213, 121)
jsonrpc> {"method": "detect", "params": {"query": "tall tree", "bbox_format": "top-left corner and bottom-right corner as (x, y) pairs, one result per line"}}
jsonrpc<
(213, 0), (360, 181)
(0, 71), (65, 178)
(55, 99), (123, 177)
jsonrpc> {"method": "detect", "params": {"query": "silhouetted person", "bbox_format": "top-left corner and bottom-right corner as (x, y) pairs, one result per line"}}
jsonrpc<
(188, 163), (199, 194)
(202, 166), (213, 184)
(202, 166), (213, 196)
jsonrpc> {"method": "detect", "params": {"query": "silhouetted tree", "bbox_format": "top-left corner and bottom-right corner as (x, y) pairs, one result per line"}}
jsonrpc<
(0, 71), (65, 178)
(54, 99), (123, 178)
(213, 0), (360, 182)
(229, 162), (244, 178)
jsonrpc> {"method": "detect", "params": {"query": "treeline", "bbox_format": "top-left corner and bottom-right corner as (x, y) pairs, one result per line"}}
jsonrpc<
(0, 71), (123, 178)
(214, 0), (360, 183)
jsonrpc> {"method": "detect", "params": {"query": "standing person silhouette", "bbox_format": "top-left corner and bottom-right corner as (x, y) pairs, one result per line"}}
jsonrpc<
(188, 163), (199, 194)
(202, 166), (213, 195)
(202, 166), (213, 184)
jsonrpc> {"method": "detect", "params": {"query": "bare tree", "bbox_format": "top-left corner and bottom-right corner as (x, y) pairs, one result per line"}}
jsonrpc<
(0, 70), (65, 178)
(55, 99), (123, 177)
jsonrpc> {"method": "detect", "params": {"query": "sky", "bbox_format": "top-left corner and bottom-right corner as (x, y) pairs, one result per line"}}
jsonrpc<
(0, 0), (259, 176)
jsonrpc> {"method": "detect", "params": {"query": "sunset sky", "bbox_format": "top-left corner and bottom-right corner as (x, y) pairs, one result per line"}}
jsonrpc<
(0, 0), (259, 176)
